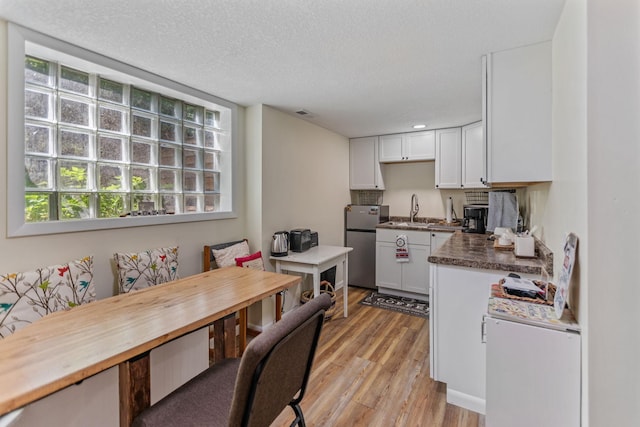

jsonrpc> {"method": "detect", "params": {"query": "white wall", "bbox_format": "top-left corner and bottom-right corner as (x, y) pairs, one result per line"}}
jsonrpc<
(382, 162), (468, 220)
(260, 105), (350, 257)
(527, 1), (640, 425)
(246, 105), (350, 326)
(587, 0), (640, 425)
(245, 104), (263, 249)
(0, 21), (248, 300)
(527, 0), (588, 328)
(526, 0), (589, 422)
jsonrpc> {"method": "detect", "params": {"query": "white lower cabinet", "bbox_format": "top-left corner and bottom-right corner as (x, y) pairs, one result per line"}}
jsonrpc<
(486, 317), (581, 427)
(376, 229), (430, 296)
(429, 264), (536, 414)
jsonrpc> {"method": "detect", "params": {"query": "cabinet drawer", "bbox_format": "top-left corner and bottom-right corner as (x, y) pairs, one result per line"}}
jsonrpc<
(376, 229), (430, 245)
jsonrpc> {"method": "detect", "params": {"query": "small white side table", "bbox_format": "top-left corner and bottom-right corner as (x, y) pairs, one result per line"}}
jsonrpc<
(270, 245), (353, 317)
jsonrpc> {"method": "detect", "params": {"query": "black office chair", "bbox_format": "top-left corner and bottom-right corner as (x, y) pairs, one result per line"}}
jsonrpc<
(133, 293), (331, 427)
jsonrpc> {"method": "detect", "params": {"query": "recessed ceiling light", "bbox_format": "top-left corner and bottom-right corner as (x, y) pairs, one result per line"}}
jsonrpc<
(413, 124), (426, 129)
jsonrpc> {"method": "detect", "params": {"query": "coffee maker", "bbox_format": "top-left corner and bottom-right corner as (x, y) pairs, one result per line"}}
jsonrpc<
(462, 205), (488, 234)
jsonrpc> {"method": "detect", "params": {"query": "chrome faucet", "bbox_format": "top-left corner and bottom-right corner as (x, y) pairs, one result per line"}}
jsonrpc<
(410, 193), (419, 223)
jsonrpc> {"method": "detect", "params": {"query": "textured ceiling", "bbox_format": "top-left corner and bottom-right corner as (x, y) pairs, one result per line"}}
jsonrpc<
(0, 0), (565, 138)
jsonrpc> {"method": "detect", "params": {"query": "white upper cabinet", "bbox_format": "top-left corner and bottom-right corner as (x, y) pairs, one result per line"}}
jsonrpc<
(378, 134), (403, 161)
(435, 127), (462, 189)
(484, 41), (552, 183)
(404, 131), (436, 160)
(379, 131), (435, 162)
(461, 121), (487, 188)
(435, 123), (487, 189)
(349, 136), (385, 190)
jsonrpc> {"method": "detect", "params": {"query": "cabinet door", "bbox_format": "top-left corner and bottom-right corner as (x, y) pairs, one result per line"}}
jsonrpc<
(435, 128), (462, 189)
(375, 242), (402, 290)
(378, 134), (403, 162)
(431, 265), (539, 414)
(349, 136), (385, 189)
(486, 318), (581, 427)
(404, 131), (435, 161)
(433, 266), (496, 400)
(461, 121), (487, 188)
(485, 41), (552, 183)
(402, 244), (429, 295)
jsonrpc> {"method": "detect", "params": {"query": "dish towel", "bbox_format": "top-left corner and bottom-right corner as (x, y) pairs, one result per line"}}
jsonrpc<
(487, 192), (518, 232)
(395, 234), (409, 262)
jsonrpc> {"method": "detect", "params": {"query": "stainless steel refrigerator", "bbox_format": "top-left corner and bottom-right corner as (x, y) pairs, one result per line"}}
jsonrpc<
(345, 205), (389, 289)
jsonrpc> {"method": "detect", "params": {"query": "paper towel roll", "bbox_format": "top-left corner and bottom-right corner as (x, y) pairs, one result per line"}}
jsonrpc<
(446, 197), (453, 223)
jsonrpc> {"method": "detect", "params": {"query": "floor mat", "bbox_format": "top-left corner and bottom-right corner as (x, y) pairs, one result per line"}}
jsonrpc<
(359, 291), (429, 318)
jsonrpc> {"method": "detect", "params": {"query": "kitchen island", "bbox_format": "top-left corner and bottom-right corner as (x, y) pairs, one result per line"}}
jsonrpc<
(427, 231), (553, 415)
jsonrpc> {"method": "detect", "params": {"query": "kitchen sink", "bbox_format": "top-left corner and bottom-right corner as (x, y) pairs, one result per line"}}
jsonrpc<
(384, 221), (463, 231)
(385, 221), (431, 229)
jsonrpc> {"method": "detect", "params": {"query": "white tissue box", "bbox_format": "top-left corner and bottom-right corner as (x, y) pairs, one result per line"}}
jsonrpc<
(514, 236), (535, 257)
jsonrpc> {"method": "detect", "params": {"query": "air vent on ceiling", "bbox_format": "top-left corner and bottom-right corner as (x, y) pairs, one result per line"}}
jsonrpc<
(296, 109), (311, 116)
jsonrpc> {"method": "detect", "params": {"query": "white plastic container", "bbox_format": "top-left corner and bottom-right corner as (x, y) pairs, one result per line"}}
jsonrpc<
(514, 235), (535, 257)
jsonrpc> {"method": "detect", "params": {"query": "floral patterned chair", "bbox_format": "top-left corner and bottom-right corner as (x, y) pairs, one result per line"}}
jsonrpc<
(113, 247), (178, 294)
(0, 256), (96, 338)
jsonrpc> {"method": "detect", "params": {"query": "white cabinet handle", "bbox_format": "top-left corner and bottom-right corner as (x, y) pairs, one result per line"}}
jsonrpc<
(481, 315), (487, 343)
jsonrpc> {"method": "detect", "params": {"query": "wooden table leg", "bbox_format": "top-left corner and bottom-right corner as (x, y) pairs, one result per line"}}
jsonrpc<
(213, 313), (238, 363)
(119, 352), (150, 427)
(239, 308), (247, 355)
(275, 292), (283, 322)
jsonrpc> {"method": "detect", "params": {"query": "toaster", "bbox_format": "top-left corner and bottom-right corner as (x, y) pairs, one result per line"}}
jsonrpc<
(290, 229), (312, 252)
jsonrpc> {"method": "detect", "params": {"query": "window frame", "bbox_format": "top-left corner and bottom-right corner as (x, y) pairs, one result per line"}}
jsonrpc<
(8, 24), (238, 237)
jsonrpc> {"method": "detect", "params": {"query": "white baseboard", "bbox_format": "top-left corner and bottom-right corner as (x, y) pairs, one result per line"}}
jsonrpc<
(446, 388), (486, 415)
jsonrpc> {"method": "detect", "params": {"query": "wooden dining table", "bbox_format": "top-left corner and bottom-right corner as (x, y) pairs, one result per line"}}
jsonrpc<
(0, 266), (300, 426)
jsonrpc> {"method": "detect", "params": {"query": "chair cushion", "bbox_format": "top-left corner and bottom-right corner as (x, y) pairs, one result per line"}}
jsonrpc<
(132, 358), (241, 427)
(114, 247), (178, 293)
(211, 240), (250, 268)
(0, 256), (95, 338)
(235, 251), (264, 270)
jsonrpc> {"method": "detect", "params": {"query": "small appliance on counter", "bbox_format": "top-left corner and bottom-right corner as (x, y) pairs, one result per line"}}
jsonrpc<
(310, 231), (319, 247)
(271, 231), (289, 257)
(290, 228), (312, 252)
(462, 204), (488, 234)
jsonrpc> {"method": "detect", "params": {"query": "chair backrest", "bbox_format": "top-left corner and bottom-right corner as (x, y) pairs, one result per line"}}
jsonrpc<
(0, 256), (95, 338)
(203, 239), (248, 271)
(228, 294), (331, 427)
(114, 247), (178, 293)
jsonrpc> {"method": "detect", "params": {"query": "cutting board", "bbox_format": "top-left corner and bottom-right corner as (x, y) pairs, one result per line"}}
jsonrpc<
(493, 240), (514, 251)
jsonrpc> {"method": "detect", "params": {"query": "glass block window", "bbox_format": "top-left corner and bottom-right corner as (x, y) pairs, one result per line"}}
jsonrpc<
(22, 53), (231, 224)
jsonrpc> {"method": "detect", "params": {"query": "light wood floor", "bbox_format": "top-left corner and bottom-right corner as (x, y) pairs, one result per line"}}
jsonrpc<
(271, 287), (485, 427)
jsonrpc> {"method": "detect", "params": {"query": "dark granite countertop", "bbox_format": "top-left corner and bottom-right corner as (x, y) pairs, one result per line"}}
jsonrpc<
(428, 231), (553, 276)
